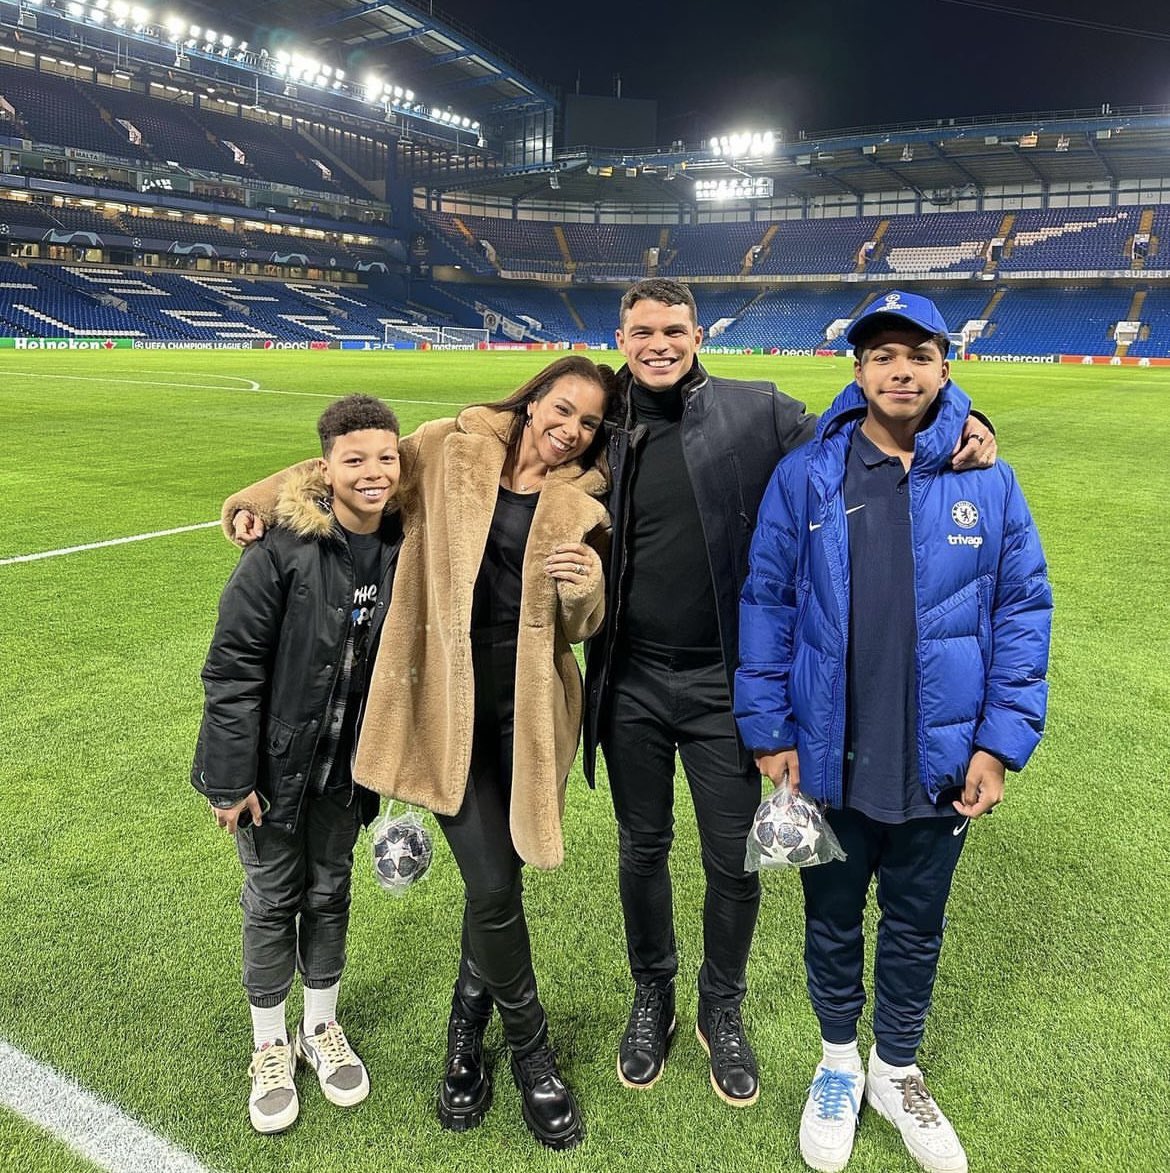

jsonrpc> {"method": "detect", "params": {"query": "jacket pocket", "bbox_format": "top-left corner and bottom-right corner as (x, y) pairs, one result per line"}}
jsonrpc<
(261, 715), (296, 787)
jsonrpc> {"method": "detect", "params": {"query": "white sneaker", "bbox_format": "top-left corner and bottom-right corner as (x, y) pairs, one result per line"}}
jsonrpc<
(248, 1040), (298, 1134)
(296, 1020), (370, 1107)
(799, 1063), (863, 1172)
(864, 1045), (968, 1173)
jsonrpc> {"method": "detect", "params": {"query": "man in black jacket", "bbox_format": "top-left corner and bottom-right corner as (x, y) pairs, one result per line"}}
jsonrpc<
(583, 279), (992, 1107)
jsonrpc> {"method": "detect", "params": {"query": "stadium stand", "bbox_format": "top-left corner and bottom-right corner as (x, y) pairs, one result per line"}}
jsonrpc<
(967, 287), (1135, 356)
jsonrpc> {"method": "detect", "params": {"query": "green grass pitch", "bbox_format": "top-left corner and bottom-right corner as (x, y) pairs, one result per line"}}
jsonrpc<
(1, 349), (1167, 1172)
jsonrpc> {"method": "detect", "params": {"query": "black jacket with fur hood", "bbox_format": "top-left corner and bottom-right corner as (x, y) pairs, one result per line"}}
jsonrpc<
(192, 464), (401, 832)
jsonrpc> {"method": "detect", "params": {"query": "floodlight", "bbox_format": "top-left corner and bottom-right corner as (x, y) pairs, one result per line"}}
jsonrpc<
(365, 72), (381, 93)
(204, 30), (216, 44)
(112, 0), (128, 14)
(220, 34), (232, 47)
(91, 7), (107, 21)
(276, 49), (291, 64)
(334, 68), (343, 80)
(188, 24), (199, 37)
(67, 1), (84, 15)
(164, 15), (183, 38)
(131, 5), (147, 21)
(461, 116), (470, 127)
(322, 65), (332, 77)
(405, 89), (414, 101)
(471, 120), (479, 130)
(94, 0), (108, 8)
(237, 40), (248, 51)
(393, 85), (403, 98)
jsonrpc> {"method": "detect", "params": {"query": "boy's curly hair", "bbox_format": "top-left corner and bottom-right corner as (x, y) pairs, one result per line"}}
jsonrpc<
(317, 394), (400, 456)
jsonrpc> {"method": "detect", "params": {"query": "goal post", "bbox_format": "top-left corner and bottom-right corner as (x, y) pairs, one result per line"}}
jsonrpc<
(441, 326), (489, 347)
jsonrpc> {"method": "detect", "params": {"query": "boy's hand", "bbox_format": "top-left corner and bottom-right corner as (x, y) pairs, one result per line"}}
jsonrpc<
(756, 748), (800, 794)
(231, 510), (266, 546)
(953, 750), (1005, 818)
(951, 418), (997, 470)
(211, 792), (264, 834)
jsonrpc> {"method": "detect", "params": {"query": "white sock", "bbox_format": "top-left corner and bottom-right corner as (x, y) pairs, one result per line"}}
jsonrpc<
(303, 982), (340, 1034)
(821, 1038), (863, 1072)
(869, 1047), (918, 1077)
(250, 1002), (287, 1050)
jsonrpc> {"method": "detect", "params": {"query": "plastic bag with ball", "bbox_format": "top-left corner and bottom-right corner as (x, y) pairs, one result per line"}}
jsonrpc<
(745, 786), (846, 872)
(371, 806), (434, 895)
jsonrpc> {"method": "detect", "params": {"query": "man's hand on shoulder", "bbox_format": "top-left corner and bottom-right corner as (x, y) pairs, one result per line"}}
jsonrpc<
(232, 510), (266, 547)
(951, 417), (998, 471)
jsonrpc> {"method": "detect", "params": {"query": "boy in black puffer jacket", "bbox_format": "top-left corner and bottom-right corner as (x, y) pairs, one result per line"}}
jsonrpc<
(192, 394), (402, 1134)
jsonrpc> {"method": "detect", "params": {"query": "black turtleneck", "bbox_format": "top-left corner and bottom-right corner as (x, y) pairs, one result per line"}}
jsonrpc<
(622, 375), (721, 655)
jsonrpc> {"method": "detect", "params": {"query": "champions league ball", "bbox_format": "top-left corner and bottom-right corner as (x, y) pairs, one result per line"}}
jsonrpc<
(749, 790), (843, 869)
(372, 814), (433, 893)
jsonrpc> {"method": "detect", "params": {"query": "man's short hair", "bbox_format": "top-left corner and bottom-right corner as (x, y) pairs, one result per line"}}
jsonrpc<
(317, 394), (400, 456)
(619, 278), (698, 327)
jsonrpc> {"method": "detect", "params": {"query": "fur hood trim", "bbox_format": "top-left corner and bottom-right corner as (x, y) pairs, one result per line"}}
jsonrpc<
(273, 463), (336, 539)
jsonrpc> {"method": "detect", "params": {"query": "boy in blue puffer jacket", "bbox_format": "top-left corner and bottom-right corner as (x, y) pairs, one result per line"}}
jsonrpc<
(735, 291), (1052, 1173)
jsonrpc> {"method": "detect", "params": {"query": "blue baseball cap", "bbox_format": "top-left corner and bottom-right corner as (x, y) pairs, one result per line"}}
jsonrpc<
(845, 290), (949, 350)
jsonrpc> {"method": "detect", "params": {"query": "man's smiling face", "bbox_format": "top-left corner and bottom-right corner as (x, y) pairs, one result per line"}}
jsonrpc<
(615, 298), (703, 391)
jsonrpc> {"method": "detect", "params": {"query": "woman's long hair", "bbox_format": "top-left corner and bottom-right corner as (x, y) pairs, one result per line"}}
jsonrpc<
(478, 354), (617, 469)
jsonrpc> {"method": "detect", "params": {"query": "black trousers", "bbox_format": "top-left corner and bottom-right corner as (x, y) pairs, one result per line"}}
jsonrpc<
(237, 782), (363, 1008)
(800, 807), (968, 1067)
(601, 645), (762, 1006)
(437, 632), (545, 1054)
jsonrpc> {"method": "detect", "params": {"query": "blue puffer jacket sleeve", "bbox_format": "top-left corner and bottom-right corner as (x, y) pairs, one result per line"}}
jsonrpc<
(734, 456), (805, 752)
(975, 468), (1052, 769)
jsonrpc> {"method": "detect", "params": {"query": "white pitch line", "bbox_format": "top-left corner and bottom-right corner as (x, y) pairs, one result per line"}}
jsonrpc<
(0, 521), (220, 566)
(0, 371), (262, 393)
(0, 1040), (216, 1173)
(0, 370), (467, 406)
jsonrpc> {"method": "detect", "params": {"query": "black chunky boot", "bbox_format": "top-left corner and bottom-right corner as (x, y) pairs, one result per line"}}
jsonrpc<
(510, 1025), (584, 1151)
(437, 978), (494, 1131)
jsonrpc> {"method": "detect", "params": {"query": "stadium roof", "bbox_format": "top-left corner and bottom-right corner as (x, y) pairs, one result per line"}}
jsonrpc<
(422, 108), (1170, 206)
(187, 0), (555, 115)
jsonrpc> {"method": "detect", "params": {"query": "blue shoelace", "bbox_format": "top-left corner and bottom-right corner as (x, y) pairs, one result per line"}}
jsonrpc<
(809, 1067), (861, 1121)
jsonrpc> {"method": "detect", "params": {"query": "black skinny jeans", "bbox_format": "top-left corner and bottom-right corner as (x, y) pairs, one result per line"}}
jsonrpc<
(602, 644), (763, 1007)
(437, 630), (545, 1054)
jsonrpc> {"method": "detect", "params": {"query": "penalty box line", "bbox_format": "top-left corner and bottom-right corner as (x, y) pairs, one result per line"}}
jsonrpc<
(0, 1039), (216, 1173)
(0, 521), (221, 566)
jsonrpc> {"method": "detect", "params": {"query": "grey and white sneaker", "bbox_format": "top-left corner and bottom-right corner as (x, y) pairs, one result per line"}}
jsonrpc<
(248, 1040), (298, 1134)
(799, 1063), (863, 1172)
(296, 1020), (370, 1107)
(864, 1045), (967, 1173)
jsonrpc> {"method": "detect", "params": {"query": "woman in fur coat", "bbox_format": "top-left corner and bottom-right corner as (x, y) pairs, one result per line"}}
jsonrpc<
(223, 355), (614, 1150)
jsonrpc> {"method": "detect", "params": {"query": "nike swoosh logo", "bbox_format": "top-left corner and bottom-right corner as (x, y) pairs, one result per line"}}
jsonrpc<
(953, 817), (970, 837)
(845, 504), (866, 515)
(809, 521), (823, 531)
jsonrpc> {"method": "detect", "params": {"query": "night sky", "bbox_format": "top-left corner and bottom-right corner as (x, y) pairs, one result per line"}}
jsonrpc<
(192, 0), (1170, 143)
(421, 0), (1170, 139)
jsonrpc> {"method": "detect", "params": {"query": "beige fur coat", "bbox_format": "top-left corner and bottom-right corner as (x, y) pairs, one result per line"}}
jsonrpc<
(223, 405), (610, 869)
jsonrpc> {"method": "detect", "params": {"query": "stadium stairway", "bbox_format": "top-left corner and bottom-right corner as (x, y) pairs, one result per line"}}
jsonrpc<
(552, 225), (575, 272)
(1129, 208), (1157, 270)
(1115, 288), (1147, 357)
(741, 225), (780, 277)
(559, 290), (587, 333)
(980, 287), (1007, 321)
(855, 219), (890, 273)
(984, 213), (1015, 274)
(650, 227), (671, 274)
